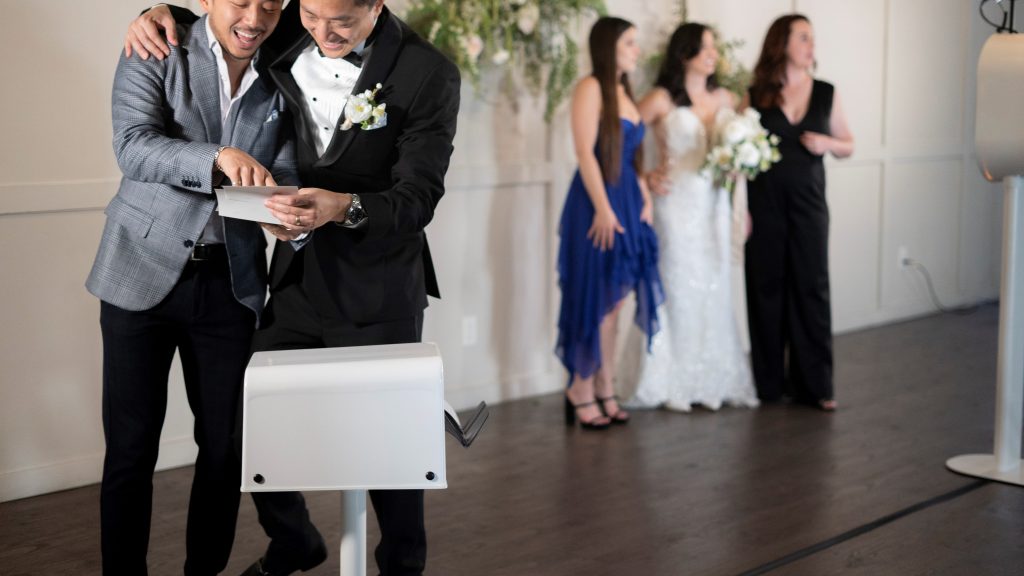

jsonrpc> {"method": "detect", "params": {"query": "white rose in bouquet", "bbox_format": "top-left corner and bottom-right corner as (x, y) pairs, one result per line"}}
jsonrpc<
(703, 109), (781, 193)
(736, 141), (761, 168)
(723, 118), (751, 146)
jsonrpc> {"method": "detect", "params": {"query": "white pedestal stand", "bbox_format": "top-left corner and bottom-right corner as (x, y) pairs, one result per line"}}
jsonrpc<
(947, 176), (1024, 486)
(339, 490), (368, 576)
(241, 343), (450, 576)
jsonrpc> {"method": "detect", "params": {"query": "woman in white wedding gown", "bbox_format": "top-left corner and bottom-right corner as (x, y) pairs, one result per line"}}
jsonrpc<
(621, 22), (758, 412)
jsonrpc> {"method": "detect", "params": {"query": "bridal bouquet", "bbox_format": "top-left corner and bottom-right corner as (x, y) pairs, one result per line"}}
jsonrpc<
(704, 108), (781, 192)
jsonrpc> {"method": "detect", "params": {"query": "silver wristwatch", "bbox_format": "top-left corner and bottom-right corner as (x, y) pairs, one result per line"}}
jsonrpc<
(343, 193), (367, 228)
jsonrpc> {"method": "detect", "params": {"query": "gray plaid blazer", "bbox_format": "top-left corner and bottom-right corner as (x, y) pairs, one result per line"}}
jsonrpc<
(87, 16), (296, 319)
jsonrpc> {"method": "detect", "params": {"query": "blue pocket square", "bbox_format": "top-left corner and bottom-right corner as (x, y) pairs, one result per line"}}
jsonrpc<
(265, 109), (279, 123)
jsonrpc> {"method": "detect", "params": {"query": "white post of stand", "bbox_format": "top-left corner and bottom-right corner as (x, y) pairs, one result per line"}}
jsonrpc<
(339, 489), (367, 576)
(947, 175), (1024, 486)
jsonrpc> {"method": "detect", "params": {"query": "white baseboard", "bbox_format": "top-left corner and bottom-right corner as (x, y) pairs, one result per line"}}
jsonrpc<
(0, 436), (198, 503)
(444, 369), (564, 412)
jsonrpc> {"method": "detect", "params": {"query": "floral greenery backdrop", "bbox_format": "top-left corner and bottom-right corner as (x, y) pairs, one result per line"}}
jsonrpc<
(399, 0), (750, 121)
(402, 0), (606, 121)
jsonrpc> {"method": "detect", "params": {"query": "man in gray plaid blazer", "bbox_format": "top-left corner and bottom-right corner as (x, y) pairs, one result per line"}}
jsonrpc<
(86, 1), (294, 574)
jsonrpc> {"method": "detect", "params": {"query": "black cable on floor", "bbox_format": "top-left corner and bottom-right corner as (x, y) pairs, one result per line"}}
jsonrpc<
(736, 479), (988, 576)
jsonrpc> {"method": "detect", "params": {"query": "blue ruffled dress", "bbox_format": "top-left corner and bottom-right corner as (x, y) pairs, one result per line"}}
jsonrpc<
(556, 119), (664, 381)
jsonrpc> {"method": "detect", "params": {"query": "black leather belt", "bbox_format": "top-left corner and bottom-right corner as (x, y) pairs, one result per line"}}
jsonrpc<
(189, 243), (227, 262)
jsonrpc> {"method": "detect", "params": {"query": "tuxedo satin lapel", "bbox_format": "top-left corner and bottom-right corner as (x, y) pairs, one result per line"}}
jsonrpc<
(315, 10), (403, 168)
(269, 38), (319, 155)
(189, 20), (222, 144)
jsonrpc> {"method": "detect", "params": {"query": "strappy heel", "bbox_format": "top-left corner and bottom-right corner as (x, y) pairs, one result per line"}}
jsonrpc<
(564, 396), (611, 430)
(596, 395), (630, 424)
(817, 399), (837, 412)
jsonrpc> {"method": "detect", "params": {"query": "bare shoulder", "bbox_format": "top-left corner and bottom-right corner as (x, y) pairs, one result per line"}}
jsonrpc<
(639, 87), (673, 116)
(575, 75), (601, 98)
(643, 86), (673, 106)
(572, 76), (602, 110)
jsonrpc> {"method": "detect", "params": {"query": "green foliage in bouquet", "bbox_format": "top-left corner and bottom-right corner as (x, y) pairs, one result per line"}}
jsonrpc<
(403, 0), (606, 121)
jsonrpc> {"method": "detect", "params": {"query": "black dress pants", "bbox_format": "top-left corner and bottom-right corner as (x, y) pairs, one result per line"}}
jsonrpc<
(99, 256), (256, 575)
(745, 167), (834, 403)
(249, 282), (427, 576)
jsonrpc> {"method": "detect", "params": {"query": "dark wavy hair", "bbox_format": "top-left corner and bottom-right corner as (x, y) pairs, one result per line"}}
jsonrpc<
(750, 14), (811, 109)
(655, 22), (719, 107)
(588, 16), (640, 184)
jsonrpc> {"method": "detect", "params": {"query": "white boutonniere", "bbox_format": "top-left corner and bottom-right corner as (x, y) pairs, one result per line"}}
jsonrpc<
(340, 83), (388, 131)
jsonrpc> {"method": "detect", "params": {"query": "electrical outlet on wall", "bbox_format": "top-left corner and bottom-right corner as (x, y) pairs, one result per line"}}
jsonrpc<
(898, 246), (910, 269)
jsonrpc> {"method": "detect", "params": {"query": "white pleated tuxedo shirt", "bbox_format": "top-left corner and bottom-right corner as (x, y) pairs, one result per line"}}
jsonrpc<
(290, 39), (367, 157)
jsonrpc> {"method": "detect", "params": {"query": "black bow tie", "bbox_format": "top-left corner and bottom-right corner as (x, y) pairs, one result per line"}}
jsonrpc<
(314, 46), (364, 68)
(343, 51), (363, 68)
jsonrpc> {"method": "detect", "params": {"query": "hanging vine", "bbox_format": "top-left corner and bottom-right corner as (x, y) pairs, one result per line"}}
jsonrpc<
(402, 0), (607, 121)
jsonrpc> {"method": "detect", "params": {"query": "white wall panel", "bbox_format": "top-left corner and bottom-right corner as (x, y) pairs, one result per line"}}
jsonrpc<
(798, 0), (886, 158)
(0, 211), (197, 502)
(827, 162), (882, 332)
(886, 0), (967, 152)
(688, 0), (795, 69)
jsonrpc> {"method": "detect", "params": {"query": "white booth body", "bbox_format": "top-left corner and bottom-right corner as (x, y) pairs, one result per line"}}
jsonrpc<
(241, 342), (447, 492)
(976, 33), (1024, 182)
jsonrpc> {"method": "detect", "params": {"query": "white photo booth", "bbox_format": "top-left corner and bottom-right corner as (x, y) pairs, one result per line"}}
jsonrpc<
(947, 32), (1024, 487)
(242, 342), (487, 575)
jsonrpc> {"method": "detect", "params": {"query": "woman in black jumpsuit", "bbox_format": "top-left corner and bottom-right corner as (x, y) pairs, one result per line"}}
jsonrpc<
(745, 14), (854, 410)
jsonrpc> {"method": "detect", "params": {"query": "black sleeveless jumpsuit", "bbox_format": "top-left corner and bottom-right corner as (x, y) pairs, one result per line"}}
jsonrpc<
(745, 80), (835, 403)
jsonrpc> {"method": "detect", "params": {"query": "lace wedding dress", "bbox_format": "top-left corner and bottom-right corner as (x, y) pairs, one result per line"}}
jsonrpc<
(620, 106), (758, 412)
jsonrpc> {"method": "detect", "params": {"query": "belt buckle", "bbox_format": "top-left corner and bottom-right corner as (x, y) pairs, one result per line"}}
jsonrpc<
(190, 243), (208, 262)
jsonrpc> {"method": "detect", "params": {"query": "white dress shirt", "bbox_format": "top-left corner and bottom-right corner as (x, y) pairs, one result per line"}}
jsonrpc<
(207, 18), (261, 127)
(201, 18), (261, 244)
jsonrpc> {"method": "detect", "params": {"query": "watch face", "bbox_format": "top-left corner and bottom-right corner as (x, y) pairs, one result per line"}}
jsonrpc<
(346, 195), (366, 225)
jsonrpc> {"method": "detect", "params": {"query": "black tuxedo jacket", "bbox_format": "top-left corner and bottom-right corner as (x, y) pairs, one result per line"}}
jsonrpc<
(170, 4), (460, 323)
(271, 6), (459, 322)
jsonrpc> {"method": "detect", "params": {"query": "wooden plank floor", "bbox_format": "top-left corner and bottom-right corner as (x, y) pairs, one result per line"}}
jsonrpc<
(3, 304), (1022, 575)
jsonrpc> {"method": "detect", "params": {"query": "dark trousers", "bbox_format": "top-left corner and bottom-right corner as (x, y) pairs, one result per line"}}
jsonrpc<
(745, 172), (834, 403)
(99, 257), (256, 575)
(250, 282), (427, 576)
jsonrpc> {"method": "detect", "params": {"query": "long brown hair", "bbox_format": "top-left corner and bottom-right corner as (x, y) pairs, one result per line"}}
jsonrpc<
(656, 22), (719, 107)
(750, 14), (810, 109)
(589, 16), (640, 184)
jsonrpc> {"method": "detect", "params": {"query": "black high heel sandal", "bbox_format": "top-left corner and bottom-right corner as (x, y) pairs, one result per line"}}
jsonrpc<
(596, 395), (630, 424)
(564, 396), (611, 430)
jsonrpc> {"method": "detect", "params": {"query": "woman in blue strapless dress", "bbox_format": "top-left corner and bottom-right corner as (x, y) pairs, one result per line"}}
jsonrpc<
(556, 17), (663, 430)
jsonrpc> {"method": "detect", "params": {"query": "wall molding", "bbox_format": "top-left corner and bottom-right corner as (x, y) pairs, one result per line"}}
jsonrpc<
(446, 161), (557, 191)
(0, 179), (117, 217)
(0, 163), (568, 217)
(0, 435), (197, 503)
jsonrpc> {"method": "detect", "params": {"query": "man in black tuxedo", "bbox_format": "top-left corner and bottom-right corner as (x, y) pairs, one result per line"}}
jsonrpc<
(126, 1), (460, 574)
